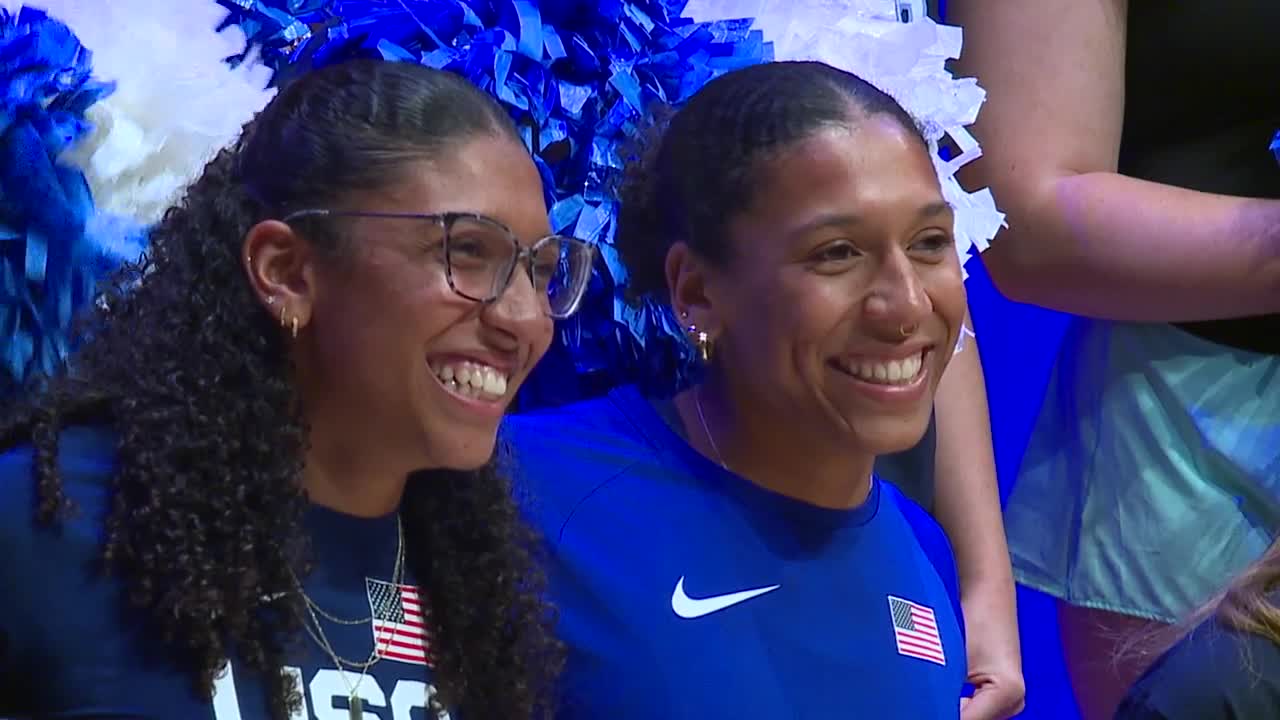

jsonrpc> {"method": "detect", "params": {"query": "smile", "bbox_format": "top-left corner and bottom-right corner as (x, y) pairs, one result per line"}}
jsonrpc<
(832, 350), (927, 386)
(429, 359), (510, 402)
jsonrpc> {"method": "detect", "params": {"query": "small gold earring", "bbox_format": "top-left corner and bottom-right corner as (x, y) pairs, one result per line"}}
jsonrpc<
(687, 323), (714, 363)
(291, 316), (299, 339)
(279, 306), (287, 327)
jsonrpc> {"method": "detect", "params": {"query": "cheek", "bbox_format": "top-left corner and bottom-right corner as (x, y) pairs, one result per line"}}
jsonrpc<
(929, 272), (968, 330)
(332, 272), (458, 360)
(727, 279), (844, 375)
(405, 281), (484, 354)
(528, 316), (555, 361)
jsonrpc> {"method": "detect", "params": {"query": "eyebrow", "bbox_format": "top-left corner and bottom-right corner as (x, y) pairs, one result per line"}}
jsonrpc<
(789, 201), (954, 235)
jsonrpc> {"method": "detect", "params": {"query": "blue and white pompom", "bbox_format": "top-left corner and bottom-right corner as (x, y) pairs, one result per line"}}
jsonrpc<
(683, 0), (1005, 279)
(38, 0), (275, 229)
(225, 0), (770, 404)
(0, 0), (274, 396)
(0, 5), (111, 394)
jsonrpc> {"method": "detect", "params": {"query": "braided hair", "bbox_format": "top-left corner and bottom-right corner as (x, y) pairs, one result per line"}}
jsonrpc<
(615, 60), (925, 300)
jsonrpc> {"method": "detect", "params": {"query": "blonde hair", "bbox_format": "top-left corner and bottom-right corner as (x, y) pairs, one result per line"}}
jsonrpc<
(1120, 539), (1280, 675)
(1215, 539), (1280, 648)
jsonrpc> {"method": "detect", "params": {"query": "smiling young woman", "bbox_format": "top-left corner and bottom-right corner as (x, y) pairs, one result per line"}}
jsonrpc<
(0, 59), (593, 720)
(504, 60), (970, 718)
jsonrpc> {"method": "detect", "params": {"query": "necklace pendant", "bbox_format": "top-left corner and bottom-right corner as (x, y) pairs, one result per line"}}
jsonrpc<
(349, 694), (363, 720)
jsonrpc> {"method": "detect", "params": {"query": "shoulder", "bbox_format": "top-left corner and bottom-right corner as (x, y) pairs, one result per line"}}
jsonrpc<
(504, 386), (657, 457)
(0, 425), (118, 524)
(504, 387), (665, 539)
(1119, 616), (1280, 719)
(880, 481), (955, 575)
(878, 481), (963, 636)
(0, 425), (119, 694)
(882, 482), (942, 536)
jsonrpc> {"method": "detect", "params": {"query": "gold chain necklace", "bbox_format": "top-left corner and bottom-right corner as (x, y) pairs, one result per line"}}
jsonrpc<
(694, 386), (730, 470)
(292, 516), (405, 720)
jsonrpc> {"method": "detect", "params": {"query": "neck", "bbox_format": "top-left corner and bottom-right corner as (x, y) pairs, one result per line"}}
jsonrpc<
(675, 376), (876, 510)
(303, 417), (409, 518)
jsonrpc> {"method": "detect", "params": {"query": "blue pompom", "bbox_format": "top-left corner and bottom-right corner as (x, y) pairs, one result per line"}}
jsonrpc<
(0, 6), (114, 397)
(217, 0), (332, 74)
(224, 0), (770, 407)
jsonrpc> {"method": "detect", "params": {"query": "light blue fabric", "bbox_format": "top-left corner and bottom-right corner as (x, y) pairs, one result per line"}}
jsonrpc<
(1006, 319), (1280, 623)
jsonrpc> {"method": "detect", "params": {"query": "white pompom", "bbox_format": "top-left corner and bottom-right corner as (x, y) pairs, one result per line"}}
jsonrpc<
(683, 0), (1006, 277)
(21, 0), (277, 226)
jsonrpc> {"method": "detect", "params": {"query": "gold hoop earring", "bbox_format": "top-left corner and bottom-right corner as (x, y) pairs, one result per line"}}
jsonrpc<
(278, 306), (299, 339)
(687, 323), (714, 363)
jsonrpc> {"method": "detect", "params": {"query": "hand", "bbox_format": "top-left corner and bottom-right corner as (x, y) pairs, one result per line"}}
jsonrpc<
(960, 665), (1026, 720)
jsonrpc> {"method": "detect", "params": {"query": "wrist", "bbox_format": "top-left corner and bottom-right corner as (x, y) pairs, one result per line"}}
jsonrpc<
(1248, 199), (1280, 309)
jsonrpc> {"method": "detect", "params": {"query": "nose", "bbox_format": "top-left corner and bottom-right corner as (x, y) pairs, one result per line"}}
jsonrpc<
(481, 260), (547, 346)
(862, 250), (931, 338)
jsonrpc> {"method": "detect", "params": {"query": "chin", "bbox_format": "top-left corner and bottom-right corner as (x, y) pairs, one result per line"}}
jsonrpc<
(857, 415), (934, 455)
(440, 448), (498, 472)
(422, 432), (499, 472)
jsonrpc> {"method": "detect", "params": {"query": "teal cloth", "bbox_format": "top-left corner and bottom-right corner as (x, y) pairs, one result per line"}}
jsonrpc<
(1005, 319), (1280, 623)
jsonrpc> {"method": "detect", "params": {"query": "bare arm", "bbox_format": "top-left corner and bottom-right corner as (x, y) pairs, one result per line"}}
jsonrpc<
(934, 324), (1023, 719)
(950, 0), (1280, 321)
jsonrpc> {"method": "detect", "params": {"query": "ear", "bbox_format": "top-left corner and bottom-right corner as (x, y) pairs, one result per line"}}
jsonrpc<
(241, 219), (319, 334)
(664, 241), (722, 336)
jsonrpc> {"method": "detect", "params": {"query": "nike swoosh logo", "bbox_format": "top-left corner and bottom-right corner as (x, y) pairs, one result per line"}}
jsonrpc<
(670, 576), (781, 619)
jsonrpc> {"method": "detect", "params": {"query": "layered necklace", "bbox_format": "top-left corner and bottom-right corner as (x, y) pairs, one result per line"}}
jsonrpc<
(290, 515), (406, 720)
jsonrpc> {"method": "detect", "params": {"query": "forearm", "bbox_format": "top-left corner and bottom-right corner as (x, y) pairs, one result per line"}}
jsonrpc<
(932, 329), (1020, 663)
(982, 171), (1280, 321)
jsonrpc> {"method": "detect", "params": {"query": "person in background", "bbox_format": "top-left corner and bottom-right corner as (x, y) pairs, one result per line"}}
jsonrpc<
(1115, 538), (1280, 718)
(949, 1), (1280, 717)
(506, 60), (971, 718)
(0, 59), (593, 719)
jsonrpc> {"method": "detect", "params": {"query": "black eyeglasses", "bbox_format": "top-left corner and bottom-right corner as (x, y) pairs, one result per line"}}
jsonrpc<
(282, 209), (595, 319)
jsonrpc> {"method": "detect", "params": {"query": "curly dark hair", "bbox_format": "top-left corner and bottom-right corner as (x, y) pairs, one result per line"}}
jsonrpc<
(0, 59), (561, 718)
(615, 60), (926, 301)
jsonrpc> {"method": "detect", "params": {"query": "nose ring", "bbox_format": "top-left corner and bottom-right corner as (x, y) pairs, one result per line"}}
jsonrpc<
(899, 323), (918, 338)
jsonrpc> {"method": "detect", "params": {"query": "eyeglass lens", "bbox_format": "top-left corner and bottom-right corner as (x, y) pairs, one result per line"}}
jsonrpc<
(445, 215), (592, 317)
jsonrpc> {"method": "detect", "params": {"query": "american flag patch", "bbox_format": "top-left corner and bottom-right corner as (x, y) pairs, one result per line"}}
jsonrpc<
(366, 579), (432, 666)
(888, 595), (946, 666)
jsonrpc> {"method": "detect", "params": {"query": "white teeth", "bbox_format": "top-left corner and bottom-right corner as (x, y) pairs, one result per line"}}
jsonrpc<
(430, 360), (510, 401)
(844, 352), (924, 385)
(482, 370), (507, 396)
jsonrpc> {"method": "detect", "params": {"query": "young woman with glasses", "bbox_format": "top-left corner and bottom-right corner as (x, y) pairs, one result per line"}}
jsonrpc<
(0, 59), (591, 720)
